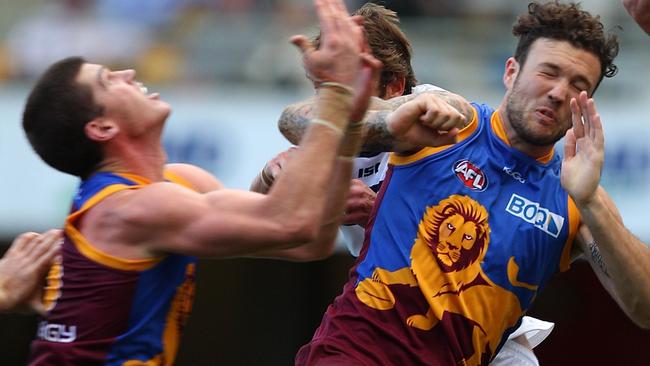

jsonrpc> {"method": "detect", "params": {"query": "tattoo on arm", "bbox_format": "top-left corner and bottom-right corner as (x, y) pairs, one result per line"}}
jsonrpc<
(362, 110), (399, 153)
(588, 240), (610, 277)
(278, 102), (314, 145)
(277, 90), (473, 152)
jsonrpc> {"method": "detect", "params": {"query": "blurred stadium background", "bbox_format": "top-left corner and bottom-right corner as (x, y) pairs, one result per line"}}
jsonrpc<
(0, 0), (648, 365)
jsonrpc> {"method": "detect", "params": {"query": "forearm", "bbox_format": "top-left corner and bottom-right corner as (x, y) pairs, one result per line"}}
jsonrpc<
(252, 159), (353, 262)
(265, 87), (353, 240)
(578, 194), (650, 328)
(279, 90), (472, 154)
(249, 168), (273, 194)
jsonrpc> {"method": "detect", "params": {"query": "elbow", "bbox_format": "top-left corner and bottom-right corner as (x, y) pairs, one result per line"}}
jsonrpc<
(632, 310), (650, 330)
(305, 240), (337, 262)
(278, 108), (302, 145)
(624, 299), (650, 330)
(282, 218), (320, 245)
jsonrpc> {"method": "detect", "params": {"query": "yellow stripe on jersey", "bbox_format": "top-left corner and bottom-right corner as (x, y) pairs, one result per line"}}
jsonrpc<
(65, 183), (164, 271)
(560, 197), (581, 272)
(490, 111), (555, 164)
(64, 170), (196, 271)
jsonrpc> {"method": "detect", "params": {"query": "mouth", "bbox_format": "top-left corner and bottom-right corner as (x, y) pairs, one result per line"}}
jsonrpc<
(136, 82), (160, 100)
(535, 107), (556, 124)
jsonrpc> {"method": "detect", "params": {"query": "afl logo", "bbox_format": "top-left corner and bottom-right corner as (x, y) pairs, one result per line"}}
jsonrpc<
(453, 159), (488, 191)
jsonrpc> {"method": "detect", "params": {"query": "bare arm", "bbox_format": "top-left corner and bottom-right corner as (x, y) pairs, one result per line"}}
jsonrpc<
(624, 0), (650, 34)
(278, 90), (473, 154)
(251, 158), (356, 261)
(563, 92), (650, 328)
(87, 0), (380, 261)
(573, 189), (650, 329)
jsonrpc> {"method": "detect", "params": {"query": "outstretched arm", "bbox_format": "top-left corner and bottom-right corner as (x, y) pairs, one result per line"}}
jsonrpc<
(92, 0), (381, 260)
(279, 90), (473, 154)
(0, 230), (61, 312)
(563, 91), (650, 328)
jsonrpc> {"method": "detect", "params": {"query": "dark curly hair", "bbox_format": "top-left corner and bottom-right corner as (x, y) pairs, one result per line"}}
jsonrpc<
(512, 1), (619, 89)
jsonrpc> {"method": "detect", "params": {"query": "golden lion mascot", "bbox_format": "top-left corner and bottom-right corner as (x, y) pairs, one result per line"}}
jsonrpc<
(355, 195), (523, 365)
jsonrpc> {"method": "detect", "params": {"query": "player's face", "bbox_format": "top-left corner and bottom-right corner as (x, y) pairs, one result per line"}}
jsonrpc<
(504, 38), (601, 147)
(76, 63), (171, 137)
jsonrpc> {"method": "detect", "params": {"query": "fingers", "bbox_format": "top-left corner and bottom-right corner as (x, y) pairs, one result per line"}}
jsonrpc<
(28, 230), (62, 267)
(4, 232), (39, 258)
(578, 91), (590, 138)
(563, 128), (577, 159)
(419, 97), (466, 132)
(431, 129), (459, 146)
(290, 35), (315, 55)
(570, 97), (583, 139)
(349, 53), (383, 122)
(584, 96), (603, 143)
(571, 91), (603, 146)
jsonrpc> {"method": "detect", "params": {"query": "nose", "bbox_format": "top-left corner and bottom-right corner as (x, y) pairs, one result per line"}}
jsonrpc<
(547, 80), (569, 106)
(113, 69), (136, 82)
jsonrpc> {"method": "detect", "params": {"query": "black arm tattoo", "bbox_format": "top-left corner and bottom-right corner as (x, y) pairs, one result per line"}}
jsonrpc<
(361, 110), (402, 153)
(277, 90), (473, 153)
(588, 240), (610, 277)
(278, 100), (315, 145)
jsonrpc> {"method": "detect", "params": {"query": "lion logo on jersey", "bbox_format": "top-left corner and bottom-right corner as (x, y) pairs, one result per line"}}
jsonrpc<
(355, 195), (522, 365)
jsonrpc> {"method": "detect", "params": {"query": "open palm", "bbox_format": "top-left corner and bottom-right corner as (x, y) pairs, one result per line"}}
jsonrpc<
(561, 91), (604, 205)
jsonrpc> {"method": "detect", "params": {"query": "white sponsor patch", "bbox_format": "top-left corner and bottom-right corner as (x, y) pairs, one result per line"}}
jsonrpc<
(506, 194), (564, 238)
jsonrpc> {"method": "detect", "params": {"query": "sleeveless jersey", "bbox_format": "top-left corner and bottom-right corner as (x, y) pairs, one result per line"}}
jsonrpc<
(338, 152), (390, 256)
(29, 171), (198, 366)
(296, 103), (580, 366)
(337, 84), (446, 257)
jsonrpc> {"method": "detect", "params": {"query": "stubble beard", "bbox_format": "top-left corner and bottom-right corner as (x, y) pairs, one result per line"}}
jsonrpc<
(505, 79), (568, 147)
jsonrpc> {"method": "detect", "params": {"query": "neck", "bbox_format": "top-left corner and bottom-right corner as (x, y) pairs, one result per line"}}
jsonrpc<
(496, 99), (554, 160)
(97, 140), (167, 182)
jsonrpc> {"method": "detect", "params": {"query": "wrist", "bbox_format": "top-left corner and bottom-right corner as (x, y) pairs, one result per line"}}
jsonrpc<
(315, 84), (353, 131)
(259, 165), (275, 188)
(339, 120), (365, 158)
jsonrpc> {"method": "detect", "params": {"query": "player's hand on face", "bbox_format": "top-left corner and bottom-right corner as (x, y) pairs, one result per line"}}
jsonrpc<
(0, 229), (62, 312)
(343, 179), (376, 227)
(561, 91), (604, 206)
(387, 93), (465, 147)
(291, 0), (365, 87)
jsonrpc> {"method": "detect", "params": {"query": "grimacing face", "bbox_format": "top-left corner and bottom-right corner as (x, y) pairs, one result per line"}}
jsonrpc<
(504, 39), (601, 147)
(435, 213), (477, 267)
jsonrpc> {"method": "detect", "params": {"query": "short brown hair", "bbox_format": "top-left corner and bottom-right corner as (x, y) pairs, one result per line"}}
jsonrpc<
(23, 57), (104, 178)
(314, 3), (417, 96)
(512, 1), (619, 89)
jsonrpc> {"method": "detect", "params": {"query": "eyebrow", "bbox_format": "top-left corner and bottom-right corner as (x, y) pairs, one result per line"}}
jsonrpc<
(96, 66), (107, 90)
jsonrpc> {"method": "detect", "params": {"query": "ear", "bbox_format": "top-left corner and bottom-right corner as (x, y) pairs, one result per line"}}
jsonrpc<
(383, 76), (406, 98)
(503, 57), (519, 91)
(85, 118), (119, 142)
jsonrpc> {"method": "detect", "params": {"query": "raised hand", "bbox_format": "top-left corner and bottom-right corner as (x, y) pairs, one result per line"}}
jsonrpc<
(0, 229), (62, 312)
(387, 93), (466, 147)
(291, 0), (365, 87)
(561, 91), (604, 205)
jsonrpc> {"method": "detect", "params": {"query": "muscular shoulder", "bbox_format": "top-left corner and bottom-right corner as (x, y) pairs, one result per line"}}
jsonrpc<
(165, 163), (223, 193)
